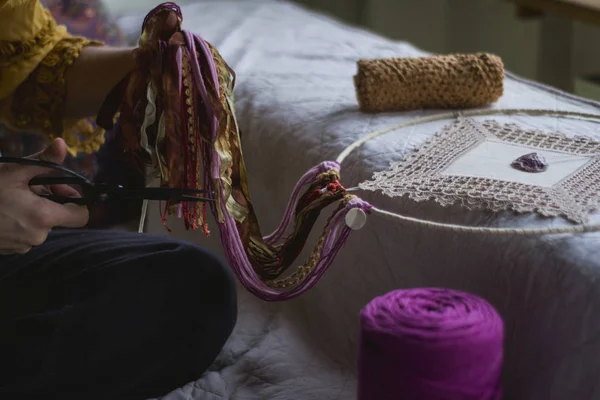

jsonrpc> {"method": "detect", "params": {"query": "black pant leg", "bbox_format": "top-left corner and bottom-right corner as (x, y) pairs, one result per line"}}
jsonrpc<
(0, 229), (237, 400)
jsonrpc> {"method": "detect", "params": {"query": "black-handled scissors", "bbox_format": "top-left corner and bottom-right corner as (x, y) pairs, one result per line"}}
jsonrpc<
(0, 156), (214, 206)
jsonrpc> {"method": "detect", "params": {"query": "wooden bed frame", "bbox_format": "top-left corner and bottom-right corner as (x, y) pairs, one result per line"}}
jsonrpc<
(507, 0), (600, 27)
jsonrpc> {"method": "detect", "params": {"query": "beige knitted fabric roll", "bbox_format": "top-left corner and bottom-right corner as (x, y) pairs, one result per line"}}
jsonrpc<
(354, 53), (504, 112)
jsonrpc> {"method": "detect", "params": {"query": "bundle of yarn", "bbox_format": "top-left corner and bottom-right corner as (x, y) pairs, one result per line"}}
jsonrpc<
(357, 288), (504, 400)
(354, 53), (504, 112)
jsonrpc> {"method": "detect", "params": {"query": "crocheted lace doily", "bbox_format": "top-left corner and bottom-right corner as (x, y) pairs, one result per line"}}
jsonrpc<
(358, 117), (600, 224)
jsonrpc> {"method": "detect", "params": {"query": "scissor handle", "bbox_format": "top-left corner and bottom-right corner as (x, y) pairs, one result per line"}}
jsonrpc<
(0, 156), (215, 204)
(0, 157), (92, 185)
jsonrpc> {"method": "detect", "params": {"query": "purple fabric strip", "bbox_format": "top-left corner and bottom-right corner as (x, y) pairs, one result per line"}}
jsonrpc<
(185, 32), (216, 128)
(168, 20), (370, 300)
(191, 33), (221, 182)
(358, 288), (504, 400)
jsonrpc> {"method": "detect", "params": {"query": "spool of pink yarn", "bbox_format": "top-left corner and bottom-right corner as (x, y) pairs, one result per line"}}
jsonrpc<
(357, 288), (504, 400)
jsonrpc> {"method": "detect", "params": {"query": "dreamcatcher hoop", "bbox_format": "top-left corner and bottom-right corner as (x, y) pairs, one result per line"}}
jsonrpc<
(338, 108), (600, 235)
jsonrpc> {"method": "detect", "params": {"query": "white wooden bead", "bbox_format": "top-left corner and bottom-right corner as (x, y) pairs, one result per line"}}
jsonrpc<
(345, 208), (367, 230)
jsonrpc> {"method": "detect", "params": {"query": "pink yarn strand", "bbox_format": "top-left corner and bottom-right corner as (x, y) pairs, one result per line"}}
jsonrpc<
(161, 23), (372, 301)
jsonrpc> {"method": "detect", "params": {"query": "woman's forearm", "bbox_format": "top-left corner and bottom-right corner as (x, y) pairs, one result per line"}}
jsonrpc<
(64, 46), (136, 120)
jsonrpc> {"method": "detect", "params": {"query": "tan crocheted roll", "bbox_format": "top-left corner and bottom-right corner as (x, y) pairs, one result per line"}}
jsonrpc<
(354, 53), (504, 112)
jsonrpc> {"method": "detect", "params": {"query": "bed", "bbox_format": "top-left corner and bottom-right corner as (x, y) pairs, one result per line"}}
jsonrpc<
(115, 2), (600, 399)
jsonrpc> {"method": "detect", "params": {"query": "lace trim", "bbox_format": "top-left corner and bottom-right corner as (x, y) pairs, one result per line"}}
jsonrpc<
(11, 35), (105, 155)
(0, 9), (60, 68)
(358, 118), (600, 224)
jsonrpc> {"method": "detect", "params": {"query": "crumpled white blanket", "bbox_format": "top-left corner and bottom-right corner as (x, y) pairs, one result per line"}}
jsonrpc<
(118, 2), (600, 399)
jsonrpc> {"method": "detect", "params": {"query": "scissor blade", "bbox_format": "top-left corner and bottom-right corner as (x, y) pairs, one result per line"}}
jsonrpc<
(120, 193), (215, 202)
(38, 192), (214, 205)
(176, 195), (215, 202)
(108, 187), (215, 201)
(140, 187), (212, 195)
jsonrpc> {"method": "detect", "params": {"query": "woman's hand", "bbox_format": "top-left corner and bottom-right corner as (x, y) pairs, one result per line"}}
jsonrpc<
(0, 138), (89, 255)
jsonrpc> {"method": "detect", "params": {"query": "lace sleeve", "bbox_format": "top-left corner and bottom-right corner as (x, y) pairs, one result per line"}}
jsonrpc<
(0, 0), (105, 155)
(10, 36), (105, 154)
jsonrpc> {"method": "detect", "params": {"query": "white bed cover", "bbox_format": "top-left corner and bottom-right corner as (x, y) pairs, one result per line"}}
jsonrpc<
(118, 2), (600, 399)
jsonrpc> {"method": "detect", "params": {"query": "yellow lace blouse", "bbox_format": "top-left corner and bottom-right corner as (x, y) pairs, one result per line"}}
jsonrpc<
(0, 0), (105, 155)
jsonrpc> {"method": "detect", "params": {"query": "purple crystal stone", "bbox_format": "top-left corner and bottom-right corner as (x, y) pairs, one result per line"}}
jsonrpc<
(511, 152), (548, 173)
